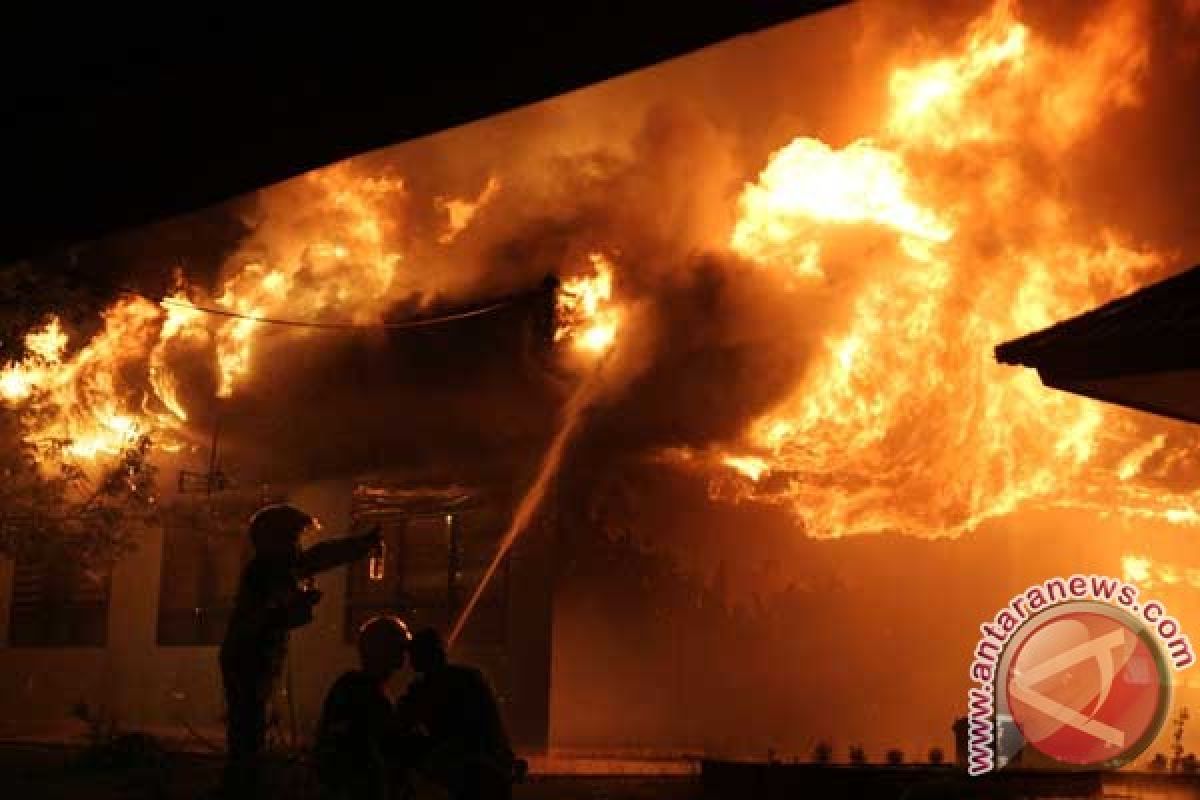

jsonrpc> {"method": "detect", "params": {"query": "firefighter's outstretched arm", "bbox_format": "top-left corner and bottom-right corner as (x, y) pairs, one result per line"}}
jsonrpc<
(297, 525), (381, 577)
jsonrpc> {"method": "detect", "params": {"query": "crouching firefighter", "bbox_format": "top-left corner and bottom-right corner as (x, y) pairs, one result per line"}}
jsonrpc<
(219, 503), (381, 798)
(401, 629), (523, 800)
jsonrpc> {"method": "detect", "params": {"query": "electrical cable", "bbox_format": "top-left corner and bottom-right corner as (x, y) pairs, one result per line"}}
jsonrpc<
(155, 295), (514, 330)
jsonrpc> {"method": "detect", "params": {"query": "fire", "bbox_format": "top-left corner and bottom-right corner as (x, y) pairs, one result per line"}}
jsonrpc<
(0, 166), (413, 475)
(0, 298), (187, 466)
(438, 176), (501, 244)
(0, 0), (1188, 545)
(209, 168), (406, 397)
(723, 455), (768, 482)
(731, 138), (952, 276)
(715, 0), (1194, 537)
(884, 3), (1029, 148)
(1, 318), (67, 402)
(555, 253), (622, 355)
(1122, 555), (1200, 591)
(1123, 555), (1153, 585)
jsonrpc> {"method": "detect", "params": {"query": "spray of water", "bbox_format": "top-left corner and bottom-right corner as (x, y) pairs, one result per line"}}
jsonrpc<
(447, 367), (604, 647)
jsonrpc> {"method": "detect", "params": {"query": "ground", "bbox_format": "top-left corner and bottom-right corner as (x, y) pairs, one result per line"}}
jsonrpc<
(12, 742), (1198, 799)
(0, 743), (699, 800)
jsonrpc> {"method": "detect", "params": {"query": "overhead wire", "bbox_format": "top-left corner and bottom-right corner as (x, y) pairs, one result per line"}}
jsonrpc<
(146, 292), (516, 331)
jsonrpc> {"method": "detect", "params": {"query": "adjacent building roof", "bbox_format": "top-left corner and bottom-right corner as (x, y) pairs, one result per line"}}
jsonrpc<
(995, 264), (1200, 424)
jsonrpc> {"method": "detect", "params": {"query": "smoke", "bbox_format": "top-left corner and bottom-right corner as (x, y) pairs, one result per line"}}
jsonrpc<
(442, 100), (828, 451)
(6, 0), (1197, 540)
(152, 90), (838, 483)
(10, 0), (1197, 525)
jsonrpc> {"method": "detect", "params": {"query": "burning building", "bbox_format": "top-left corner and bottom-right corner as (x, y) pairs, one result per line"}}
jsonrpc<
(0, 275), (575, 750)
(1, 0), (1200, 762)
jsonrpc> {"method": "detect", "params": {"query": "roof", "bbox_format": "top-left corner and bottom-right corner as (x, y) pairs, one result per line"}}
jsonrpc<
(995, 263), (1200, 423)
(996, 264), (1200, 378)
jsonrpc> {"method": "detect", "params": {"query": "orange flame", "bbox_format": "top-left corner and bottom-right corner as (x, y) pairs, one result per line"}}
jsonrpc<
(0, 166), (413, 474)
(723, 455), (768, 482)
(438, 176), (500, 244)
(1122, 554), (1200, 590)
(555, 253), (622, 356)
(210, 168), (406, 398)
(1, 298), (188, 466)
(0, 0), (1184, 545)
(715, 0), (1190, 537)
(1, 318), (67, 402)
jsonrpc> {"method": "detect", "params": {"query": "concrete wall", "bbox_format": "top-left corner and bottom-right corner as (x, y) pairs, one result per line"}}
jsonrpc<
(0, 479), (360, 743)
(0, 477), (555, 751)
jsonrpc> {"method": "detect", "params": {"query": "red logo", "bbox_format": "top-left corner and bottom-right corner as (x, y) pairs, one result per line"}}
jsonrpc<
(1005, 606), (1169, 767)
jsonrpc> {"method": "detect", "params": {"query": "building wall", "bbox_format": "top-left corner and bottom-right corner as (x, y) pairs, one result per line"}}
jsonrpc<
(0, 479), (360, 743)
(0, 477), (555, 751)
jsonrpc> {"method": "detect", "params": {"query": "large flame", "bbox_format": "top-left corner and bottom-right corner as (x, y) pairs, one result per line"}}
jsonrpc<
(1, 317), (67, 403)
(0, 162), (625, 480)
(555, 253), (622, 356)
(1, 299), (185, 463)
(714, 0), (1192, 537)
(0, 0), (1190, 544)
(208, 168), (407, 398)
(0, 167), (410, 475)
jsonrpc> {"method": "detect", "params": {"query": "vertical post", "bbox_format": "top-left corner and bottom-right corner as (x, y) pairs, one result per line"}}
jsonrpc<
(395, 517), (409, 610)
(205, 402), (222, 497)
(446, 514), (460, 632)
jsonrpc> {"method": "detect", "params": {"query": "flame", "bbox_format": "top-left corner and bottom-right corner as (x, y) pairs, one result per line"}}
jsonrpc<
(556, 253), (622, 355)
(1123, 555), (1153, 585)
(24, 317), (69, 363)
(0, 165), (414, 475)
(1, 318), (67, 402)
(1122, 554), (1200, 591)
(211, 168), (406, 398)
(0, 298), (190, 466)
(715, 0), (1191, 537)
(731, 138), (952, 276)
(1116, 434), (1167, 482)
(884, 0), (1147, 152)
(884, 2), (1030, 149)
(723, 455), (768, 482)
(368, 540), (387, 581)
(438, 175), (500, 244)
(0, 0), (1185, 543)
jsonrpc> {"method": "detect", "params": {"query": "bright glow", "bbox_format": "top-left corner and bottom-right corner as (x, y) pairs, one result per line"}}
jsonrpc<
(723, 455), (768, 482)
(438, 176), (500, 244)
(0, 166), (413, 476)
(368, 540), (387, 582)
(713, 0), (1181, 537)
(556, 253), (622, 355)
(732, 137), (952, 276)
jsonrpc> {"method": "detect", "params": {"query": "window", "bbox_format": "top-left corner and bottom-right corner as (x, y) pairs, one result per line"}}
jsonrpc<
(344, 484), (500, 640)
(344, 516), (409, 638)
(156, 504), (249, 646)
(8, 547), (111, 647)
(345, 514), (462, 638)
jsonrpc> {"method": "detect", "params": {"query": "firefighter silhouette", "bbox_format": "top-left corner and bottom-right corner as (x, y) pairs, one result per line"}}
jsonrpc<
(400, 628), (520, 800)
(219, 503), (380, 797)
(314, 615), (413, 800)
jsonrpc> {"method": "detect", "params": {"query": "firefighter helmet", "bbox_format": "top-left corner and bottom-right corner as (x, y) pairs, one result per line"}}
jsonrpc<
(357, 614), (411, 672)
(248, 503), (314, 553)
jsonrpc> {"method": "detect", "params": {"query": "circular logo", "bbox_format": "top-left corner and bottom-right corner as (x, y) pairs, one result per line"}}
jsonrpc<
(1003, 603), (1170, 768)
